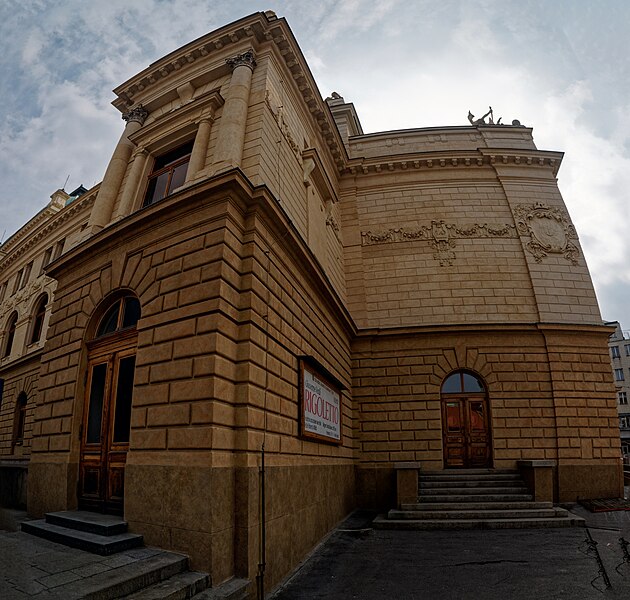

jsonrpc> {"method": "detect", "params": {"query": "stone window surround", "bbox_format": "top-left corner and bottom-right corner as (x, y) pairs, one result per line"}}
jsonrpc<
(123, 89), (225, 217)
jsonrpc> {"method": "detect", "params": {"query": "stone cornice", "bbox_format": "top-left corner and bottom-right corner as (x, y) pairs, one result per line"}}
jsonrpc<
(354, 320), (611, 341)
(0, 206), (59, 256)
(0, 189), (97, 273)
(111, 12), (348, 173)
(343, 149), (564, 177)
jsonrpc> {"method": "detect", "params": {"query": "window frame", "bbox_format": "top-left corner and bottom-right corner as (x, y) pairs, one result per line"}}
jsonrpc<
(13, 392), (27, 445)
(30, 294), (48, 345)
(611, 345), (620, 359)
(3, 312), (18, 358)
(142, 142), (193, 208)
(614, 368), (625, 381)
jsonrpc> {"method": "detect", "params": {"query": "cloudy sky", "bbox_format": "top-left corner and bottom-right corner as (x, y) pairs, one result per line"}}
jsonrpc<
(1, 0), (629, 327)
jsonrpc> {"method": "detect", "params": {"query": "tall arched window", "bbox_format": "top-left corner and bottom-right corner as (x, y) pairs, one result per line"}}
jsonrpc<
(30, 294), (49, 345)
(3, 312), (18, 358)
(14, 392), (27, 445)
(79, 293), (141, 514)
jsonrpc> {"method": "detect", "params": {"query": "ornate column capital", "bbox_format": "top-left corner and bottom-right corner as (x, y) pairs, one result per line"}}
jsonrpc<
(226, 50), (256, 72)
(122, 104), (149, 126)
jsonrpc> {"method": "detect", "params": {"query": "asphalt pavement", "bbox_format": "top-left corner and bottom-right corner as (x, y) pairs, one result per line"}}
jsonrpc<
(270, 505), (630, 600)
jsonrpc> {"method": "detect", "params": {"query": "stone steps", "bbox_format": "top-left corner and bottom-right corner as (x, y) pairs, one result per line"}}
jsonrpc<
(401, 501), (553, 511)
(19, 510), (250, 599)
(388, 507), (562, 520)
(373, 513), (584, 530)
(124, 570), (210, 599)
(21, 511), (144, 556)
(375, 469), (585, 530)
(37, 550), (192, 600)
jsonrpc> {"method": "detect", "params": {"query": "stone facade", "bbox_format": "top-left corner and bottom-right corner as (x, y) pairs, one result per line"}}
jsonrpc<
(1, 10), (623, 596)
(0, 186), (93, 507)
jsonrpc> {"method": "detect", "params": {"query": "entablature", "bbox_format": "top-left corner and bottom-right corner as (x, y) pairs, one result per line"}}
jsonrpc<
(342, 148), (564, 178)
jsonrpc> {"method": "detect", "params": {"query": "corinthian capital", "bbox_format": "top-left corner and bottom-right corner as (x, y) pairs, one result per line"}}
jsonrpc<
(122, 104), (149, 125)
(226, 50), (256, 72)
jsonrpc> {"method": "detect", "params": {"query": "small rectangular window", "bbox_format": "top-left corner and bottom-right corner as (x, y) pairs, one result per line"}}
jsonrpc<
(620, 392), (628, 405)
(40, 247), (53, 275)
(625, 344), (630, 357)
(52, 238), (66, 260)
(12, 269), (23, 295)
(611, 346), (620, 359)
(615, 368), (624, 381)
(20, 261), (33, 289)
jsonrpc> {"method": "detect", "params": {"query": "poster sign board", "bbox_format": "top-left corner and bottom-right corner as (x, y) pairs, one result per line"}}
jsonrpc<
(299, 359), (342, 444)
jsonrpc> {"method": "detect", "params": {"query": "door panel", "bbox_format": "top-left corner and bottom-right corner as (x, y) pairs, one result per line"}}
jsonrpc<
(79, 347), (135, 514)
(442, 395), (491, 468)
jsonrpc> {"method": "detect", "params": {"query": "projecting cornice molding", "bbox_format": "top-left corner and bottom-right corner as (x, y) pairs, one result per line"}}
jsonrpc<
(112, 12), (348, 173)
(0, 190), (97, 272)
(344, 149), (564, 177)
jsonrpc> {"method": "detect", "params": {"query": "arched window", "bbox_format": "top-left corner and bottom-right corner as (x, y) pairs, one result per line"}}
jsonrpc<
(14, 392), (27, 444)
(95, 295), (141, 339)
(3, 312), (18, 358)
(30, 294), (48, 344)
(441, 371), (485, 394)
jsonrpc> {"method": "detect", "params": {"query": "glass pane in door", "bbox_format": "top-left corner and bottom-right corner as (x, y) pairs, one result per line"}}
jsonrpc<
(86, 363), (107, 443)
(112, 355), (136, 443)
(469, 401), (485, 431)
(446, 401), (462, 431)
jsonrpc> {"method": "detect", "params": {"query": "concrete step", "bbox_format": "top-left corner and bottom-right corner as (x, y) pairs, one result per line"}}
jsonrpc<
(373, 514), (586, 530)
(43, 550), (190, 599)
(422, 469), (519, 476)
(191, 577), (251, 599)
(388, 508), (562, 520)
(21, 519), (143, 555)
(417, 493), (533, 503)
(420, 473), (522, 482)
(420, 480), (526, 489)
(45, 510), (129, 536)
(124, 570), (209, 599)
(420, 486), (529, 495)
(401, 501), (553, 511)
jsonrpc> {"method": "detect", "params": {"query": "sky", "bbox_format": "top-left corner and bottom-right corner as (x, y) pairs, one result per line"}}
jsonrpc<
(0, 0), (629, 327)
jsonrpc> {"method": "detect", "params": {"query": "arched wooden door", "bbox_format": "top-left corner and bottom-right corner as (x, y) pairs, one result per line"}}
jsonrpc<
(79, 296), (140, 514)
(441, 371), (491, 468)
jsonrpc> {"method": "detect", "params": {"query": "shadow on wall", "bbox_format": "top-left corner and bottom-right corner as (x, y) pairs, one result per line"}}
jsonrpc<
(0, 465), (27, 510)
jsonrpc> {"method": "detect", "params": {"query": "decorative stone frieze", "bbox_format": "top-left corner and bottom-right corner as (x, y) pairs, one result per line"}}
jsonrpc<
(361, 220), (517, 266)
(514, 202), (580, 265)
(266, 90), (301, 158)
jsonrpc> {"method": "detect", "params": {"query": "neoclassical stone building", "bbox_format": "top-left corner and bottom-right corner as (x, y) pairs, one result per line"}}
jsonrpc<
(0, 185), (92, 507)
(2, 10), (622, 595)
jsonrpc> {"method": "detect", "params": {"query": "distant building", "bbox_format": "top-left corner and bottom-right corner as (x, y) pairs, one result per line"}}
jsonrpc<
(605, 321), (630, 455)
(0, 10), (624, 596)
(0, 185), (93, 507)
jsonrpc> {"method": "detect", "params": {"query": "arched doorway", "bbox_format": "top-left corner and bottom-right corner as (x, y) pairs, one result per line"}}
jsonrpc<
(441, 370), (491, 468)
(78, 295), (141, 514)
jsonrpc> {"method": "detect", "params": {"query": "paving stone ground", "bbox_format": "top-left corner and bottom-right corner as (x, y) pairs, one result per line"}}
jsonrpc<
(0, 510), (171, 599)
(2, 492), (630, 600)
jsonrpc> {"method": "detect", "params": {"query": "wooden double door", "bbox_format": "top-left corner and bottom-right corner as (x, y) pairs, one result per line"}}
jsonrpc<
(442, 394), (491, 468)
(79, 333), (136, 514)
